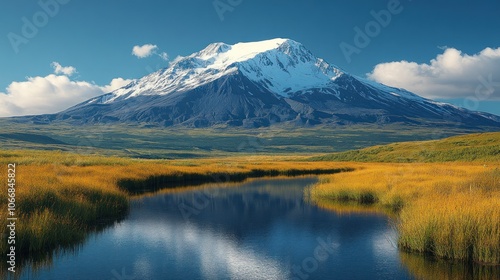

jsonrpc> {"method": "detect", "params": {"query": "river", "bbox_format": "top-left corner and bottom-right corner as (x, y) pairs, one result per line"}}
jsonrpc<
(16, 177), (498, 279)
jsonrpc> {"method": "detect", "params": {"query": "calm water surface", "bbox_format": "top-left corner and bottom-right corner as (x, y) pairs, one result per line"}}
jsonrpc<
(22, 177), (416, 279)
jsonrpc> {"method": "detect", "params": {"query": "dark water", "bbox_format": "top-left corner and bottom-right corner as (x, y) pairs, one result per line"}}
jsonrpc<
(18, 177), (495, 280)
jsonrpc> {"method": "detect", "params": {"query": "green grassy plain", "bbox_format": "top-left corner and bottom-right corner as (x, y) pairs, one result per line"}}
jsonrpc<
(0, 120), (482, 157)
(312, 131), (500, 162)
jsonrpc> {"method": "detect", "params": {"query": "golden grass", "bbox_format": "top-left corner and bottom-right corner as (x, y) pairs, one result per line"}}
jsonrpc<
(0, 165), (129, 257)
(2, 147), (499, 270)
(309, 198), (393, 217)
(310, 162), (500, 264)
(0, 149), (354, 268)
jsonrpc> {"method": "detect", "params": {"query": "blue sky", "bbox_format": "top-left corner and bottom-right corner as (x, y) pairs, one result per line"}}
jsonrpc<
(1, 0), (500, 116)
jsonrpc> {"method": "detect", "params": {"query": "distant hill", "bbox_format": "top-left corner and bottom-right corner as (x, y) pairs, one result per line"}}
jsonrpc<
(312, 132), (500, 162)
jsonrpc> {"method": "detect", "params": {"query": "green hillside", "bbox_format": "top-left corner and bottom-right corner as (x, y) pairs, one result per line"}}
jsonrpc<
(312, 132), (500, 162)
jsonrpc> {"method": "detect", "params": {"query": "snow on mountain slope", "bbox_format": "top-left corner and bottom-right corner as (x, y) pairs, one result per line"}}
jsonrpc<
(47, 38), (500, 128)
(99, 38), (343, 104)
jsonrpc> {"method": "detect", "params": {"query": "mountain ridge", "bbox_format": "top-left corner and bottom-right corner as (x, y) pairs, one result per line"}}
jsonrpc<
(15, 38), (500, 129)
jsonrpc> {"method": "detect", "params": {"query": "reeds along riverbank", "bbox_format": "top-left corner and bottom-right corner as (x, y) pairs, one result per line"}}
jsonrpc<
(0, 165), (129, 259)
(0, 151), (355, 270)
(310, 163), (500, 265)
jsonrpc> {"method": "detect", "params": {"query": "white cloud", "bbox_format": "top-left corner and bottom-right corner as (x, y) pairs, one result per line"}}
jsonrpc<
(0, 75), (135, 117)
(100, 77), (134, 93)
(51, 61), (77, 76)
(367, 47), (500, 100)
(159, 52), (169, 61)
(132, 44), (169, 60)
(132, 44), (158, 58)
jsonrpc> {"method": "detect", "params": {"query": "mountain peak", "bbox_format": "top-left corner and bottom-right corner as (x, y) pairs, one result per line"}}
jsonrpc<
(198, 42), (231, 57)
(195, 38), (296, 64)
(105, 38), (343, 101)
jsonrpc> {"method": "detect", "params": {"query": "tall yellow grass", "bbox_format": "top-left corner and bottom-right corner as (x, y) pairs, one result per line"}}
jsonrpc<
(0, 149), (354, 270)
(310, 163), (500, 264)
(2, 148), (499, 270)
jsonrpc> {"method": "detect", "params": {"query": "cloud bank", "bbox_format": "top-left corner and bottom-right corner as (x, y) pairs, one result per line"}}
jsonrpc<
(0, 63), (134, 117)
(368, 47), (500, 100)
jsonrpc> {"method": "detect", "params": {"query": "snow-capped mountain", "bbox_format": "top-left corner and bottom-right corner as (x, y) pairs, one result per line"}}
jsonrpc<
(89, 39), (343, 103)
(31, 38), (500, 128)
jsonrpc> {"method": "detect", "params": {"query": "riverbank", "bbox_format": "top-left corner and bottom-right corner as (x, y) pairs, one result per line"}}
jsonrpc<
(0, 150), (354, 269)
(310, 162), (500, 265)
